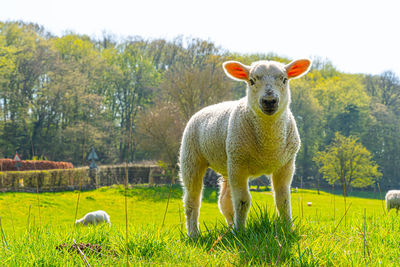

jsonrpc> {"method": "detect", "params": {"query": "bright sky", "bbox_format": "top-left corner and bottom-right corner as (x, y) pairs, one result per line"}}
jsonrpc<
(1, 0), (400, 76)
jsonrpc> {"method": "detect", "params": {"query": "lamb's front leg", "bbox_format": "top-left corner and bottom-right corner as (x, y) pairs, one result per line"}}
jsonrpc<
(229, 166), (251, 231)
(271, 160), (295, 220)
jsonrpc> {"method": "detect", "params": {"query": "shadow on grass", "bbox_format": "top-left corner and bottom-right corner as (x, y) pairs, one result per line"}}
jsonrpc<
(116, 185), (219, 203)
(189, 205), (309, 266)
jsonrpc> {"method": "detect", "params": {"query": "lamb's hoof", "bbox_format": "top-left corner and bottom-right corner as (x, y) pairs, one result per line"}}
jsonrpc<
(188, 230), (200, 240)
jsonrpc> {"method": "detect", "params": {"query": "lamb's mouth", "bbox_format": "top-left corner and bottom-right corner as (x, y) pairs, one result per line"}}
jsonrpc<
(260, 106), (278, 115)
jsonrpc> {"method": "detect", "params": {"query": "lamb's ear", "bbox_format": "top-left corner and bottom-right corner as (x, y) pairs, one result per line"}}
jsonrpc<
(285, 59), (312, 79)
(223, 61), (250, 82)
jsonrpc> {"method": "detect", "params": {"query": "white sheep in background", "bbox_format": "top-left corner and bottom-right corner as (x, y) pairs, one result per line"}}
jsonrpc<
(75, 210), (111, 226)
(180, 58), (311, 237)
(385, 190), (400, 214)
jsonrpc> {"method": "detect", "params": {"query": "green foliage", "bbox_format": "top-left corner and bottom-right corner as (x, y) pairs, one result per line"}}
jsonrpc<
(1, 20), (400, 189)
(291, 78), (323, 179)
(314, 133), (382, 190)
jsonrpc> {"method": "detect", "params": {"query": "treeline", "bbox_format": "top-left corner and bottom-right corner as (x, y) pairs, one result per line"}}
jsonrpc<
(1, 21), (400, 189)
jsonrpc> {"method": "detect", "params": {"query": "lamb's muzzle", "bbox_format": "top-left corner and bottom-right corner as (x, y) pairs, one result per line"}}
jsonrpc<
(260, 93), (279, 115)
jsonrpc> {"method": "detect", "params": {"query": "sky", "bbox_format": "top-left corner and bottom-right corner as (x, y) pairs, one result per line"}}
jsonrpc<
(1, 0), (400, 76)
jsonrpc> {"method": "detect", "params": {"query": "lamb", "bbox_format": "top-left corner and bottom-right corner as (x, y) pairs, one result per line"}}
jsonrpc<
(179, 58), (312, 237)
(385, 190), (400, 214)
(75, 210), (111, 226)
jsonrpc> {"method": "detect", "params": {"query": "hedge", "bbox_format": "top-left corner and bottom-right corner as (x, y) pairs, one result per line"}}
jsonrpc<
(0, 164), (165, 192)
(0, 159), (73, 171)
(0, 164), (219, 193)
(0, 168), (90, 192)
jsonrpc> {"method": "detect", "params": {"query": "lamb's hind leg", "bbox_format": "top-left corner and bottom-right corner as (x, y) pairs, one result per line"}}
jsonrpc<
(181, 154), (207, 238)
(218, 178), (234, 225)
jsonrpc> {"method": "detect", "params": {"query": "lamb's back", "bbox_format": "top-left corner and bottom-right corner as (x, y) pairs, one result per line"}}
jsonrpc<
(386, 190), (400, 200)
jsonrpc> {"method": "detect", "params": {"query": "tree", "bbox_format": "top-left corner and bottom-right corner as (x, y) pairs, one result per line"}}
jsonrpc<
(160, 40), (232, 121)
(102, 42), (160, 161)
(0, 22), (52, 158)
(136, 102), (184, 166)
(362, 103), (400, 188)
(290, 77), (322, 180)
(314, 132), (382, 194)
(313, 74), (371, 144)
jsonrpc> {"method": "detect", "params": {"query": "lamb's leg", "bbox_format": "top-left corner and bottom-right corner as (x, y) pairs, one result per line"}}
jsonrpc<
(229, 168), (251, 231)
(272, 160), (295, 220)
(218, 178), (234, 225)
(181, 156), (207, 238)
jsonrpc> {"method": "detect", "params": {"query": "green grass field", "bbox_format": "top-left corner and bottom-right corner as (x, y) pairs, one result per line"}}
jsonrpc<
(0, 185), (399, 266)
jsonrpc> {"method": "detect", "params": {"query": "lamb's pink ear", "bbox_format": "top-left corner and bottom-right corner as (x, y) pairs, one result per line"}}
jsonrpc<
(285, 59), (312, 79)
(223, 61), (250, 82)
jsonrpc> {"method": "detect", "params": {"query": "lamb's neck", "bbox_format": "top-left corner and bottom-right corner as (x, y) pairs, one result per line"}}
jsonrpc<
(247, 106), (290, 144)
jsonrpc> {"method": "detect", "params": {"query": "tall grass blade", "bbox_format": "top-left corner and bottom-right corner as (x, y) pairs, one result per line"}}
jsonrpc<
(162, 166), (176, 227)
(36, 175), (41, 228)
(377, 183), (386, 215)
(27, 204), (31, 234)
(73, 238), (91, 267)
(0, 217), (9, 249)
(333, 202), (352, 233)
(73, 177), (82, 229)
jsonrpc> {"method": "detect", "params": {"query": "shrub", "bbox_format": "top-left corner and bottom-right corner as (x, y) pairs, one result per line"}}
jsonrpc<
(0, 159), (73, 171)
(0, 168), (89, 191)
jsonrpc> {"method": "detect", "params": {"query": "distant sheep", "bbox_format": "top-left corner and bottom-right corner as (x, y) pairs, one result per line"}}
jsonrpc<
(385, 190), (400, 214)
(75, 210), (111, 226)
(180, 58), (311, 237)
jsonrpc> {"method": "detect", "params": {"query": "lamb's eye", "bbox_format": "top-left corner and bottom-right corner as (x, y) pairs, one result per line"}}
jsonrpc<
(249, 78), (255, 86)
(282, 77), (287, 84)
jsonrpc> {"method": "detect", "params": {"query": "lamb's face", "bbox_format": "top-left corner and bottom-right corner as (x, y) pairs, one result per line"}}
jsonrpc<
(247, 61), (288, 116)
(223, 59), (311, 116)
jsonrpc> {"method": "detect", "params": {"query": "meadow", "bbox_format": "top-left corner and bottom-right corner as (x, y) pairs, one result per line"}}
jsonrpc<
(0, 184), (399, 266)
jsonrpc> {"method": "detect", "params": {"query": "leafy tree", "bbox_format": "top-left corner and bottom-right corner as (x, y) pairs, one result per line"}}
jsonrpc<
(314, 132), (382, 194)
(364, 71), (400, 114)
(160, 41), (232, 121)
(136, 102), (184, 166)
(312, 74), (371, 146)
(0, 22), (51, 158)
(363, 72), (400, 188)
(362, 103), (400, 188)
(103, 42), (160, 161)
(290, 77), (322, 181)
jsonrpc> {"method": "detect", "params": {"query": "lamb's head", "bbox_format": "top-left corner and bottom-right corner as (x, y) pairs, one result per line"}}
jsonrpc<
(223, 59), (311, 116)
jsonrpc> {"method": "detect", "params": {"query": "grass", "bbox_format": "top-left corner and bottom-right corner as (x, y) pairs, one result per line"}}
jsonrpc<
(0, 184), (399, 266)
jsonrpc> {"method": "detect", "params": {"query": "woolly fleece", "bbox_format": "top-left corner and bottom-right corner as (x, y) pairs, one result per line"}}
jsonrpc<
(180, 59), (311, 237)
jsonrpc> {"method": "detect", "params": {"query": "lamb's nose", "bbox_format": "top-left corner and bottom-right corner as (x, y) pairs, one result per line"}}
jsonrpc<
(261, 97), (278, 108)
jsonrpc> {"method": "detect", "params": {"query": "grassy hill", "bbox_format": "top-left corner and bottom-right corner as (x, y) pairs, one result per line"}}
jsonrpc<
(0, 185), (399, 265)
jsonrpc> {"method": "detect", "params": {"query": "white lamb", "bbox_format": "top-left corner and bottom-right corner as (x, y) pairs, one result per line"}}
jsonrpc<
(179, 58), (311, 237)
(385, 190), (400, 214)
(75, 210), (111, 226)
